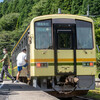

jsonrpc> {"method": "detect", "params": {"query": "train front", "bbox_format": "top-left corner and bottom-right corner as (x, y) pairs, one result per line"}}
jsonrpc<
(29, 14), (96, 97)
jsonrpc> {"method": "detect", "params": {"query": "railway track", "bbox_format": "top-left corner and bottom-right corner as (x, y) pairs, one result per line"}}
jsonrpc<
(73, 96), (94, 100)
(60, 96), (95, 100)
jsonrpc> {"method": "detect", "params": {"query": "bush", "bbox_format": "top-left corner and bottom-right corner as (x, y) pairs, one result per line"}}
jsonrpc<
(0, 13), (20, 31)
(97, 53), (100, 70)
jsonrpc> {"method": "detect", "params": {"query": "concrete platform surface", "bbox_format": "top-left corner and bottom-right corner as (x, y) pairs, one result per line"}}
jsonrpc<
(95, 78), (100, 87)
(0, 80), (59, 100)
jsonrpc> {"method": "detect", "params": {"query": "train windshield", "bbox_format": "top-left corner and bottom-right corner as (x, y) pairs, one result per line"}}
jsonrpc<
(35, 20), (52, 49)
(76, 20), (93, 49)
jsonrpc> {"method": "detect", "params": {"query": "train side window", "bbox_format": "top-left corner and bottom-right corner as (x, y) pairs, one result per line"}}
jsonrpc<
(24, 38), (25, 46)
(22, 41), (23, 48)
(26, 35), (28, 45)
(16, 48), (17, 56)
(24, 37), (26, 46)
(14, 50), (16, 62)
(18, 46), (19, 53)
(35, 20), (52, 49)
(17, 46), (18, 52)
(19, 44), (21, 51)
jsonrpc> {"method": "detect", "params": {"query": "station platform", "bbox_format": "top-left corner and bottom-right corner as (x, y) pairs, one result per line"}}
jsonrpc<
(0, 80), (59, 100)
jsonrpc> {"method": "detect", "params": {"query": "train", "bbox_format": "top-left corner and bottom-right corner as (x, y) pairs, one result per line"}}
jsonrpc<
(11, 14), (96, 97)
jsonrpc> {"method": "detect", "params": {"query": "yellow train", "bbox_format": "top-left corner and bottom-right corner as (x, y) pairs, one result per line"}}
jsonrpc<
(11, 14), (96, 97)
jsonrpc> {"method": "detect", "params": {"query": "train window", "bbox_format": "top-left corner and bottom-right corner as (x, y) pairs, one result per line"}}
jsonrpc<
(22, 41), (23, 48)
(76, 20), (93, 49)
(24, 38), (25, 46)
(35, 20), (52, 49)
(26, 35), (28, 45)
(19, 44), (21, 51)
(57, 30), (72, 49)
(18, 46), (19, 53)
(24, 37), (26, 46)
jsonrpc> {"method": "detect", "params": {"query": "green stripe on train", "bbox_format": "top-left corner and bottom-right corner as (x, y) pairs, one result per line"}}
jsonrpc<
(30, 62), (96, 66)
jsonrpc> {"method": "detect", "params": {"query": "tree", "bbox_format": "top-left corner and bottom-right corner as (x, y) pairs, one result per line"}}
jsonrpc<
(12, 0), (19, 12)
(90, 0), (100, 15)
(0, 13), (20, 31)
(81, 0), (94, 15)
(6, 0), (13, 14)
(94, 17), (100, 46)
(42, 0), (52, 15)
(0, 3), (3, 17)
(71, 0), (83, 14)
(1, 1), (8, 15)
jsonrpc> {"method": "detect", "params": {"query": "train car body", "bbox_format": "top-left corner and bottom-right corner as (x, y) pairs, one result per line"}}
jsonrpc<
(11, 14), (96, 97)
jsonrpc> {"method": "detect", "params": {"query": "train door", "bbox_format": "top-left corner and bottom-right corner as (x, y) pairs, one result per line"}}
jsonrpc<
(53, 23), (76, 75)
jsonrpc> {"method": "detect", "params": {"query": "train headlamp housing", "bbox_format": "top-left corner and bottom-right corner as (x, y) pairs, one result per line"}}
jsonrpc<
(36, 62), (48, 68)
(36, 63), (41, 68)
(82, 62), (94, 67)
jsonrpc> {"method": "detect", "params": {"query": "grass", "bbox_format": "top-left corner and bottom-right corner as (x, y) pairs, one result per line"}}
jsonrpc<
(86, 88), (100, 100)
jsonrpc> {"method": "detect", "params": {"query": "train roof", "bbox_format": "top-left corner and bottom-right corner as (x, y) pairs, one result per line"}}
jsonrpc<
(31, 14), (93, 23)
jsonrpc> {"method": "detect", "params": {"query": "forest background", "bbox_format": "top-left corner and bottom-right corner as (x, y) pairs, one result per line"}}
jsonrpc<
(0, 0), (100, 67)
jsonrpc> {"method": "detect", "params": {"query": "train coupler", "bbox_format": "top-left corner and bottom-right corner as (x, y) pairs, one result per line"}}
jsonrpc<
(65, 76), (79, 85)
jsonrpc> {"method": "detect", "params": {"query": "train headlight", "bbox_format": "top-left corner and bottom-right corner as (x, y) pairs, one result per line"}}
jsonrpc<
(36, 62), (48, 68)
(82, 62), (94, 67)
(36, 63), (41, 68)
(89, 62), (94, 66)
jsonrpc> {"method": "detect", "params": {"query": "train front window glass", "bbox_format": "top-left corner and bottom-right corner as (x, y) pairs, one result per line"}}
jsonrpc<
(58, 31), (72, 49)
(76, 20), (93, 49)
(35, 20), (52, 49)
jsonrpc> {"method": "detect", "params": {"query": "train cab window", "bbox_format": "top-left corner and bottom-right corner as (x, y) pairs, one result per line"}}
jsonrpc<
(35, 20), (52, 49)
(57, 30), (72, 49)
(76, 20), (93, 49)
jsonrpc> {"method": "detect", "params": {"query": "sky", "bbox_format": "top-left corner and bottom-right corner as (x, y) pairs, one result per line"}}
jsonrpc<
(0, 0), (3, 2)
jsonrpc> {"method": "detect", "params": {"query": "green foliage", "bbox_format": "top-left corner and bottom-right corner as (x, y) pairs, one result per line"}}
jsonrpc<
(71, 0), (82, 14)
(0, 13), (20, 31)
(90, 0), (100, 15)
(81, 0), (100, 15)
(0, 3), (3, 17)
(1, 1), (8, 15)
(96, 53), (100, 71)
(0, 30), (14, 57)
(29, 1), (44, 17)
(94, 17), (100, 46)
